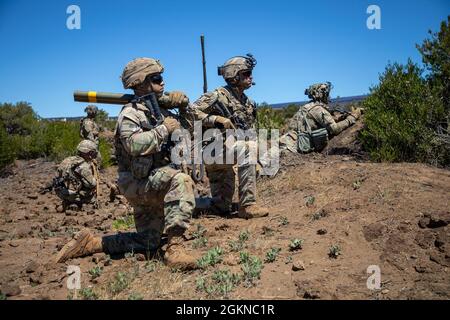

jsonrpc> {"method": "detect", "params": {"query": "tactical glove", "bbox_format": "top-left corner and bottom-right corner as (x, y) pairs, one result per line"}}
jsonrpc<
(168, 91), (189, 107)
(215, 116), (235, 129)
(163, 117), (181, 134)
(349, 108), (361, 120)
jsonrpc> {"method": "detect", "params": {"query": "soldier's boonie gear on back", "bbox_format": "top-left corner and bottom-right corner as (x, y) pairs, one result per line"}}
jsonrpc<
(121, 58), (164, 89)
(217, 54), (257, 80)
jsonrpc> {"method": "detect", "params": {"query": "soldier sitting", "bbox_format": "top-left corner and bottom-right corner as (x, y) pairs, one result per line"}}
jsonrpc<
(54, 140), (99, 212)
(280, 82), (362, 153)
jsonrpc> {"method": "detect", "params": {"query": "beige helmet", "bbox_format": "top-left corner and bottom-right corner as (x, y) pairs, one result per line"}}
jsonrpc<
(305, 82), (333, 103)
(218, 54), (257, 81)
(77, 140), (98, 155)
(121, 57), (164, 89)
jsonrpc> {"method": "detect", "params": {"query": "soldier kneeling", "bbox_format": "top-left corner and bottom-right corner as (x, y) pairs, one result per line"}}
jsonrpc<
(54, 140), (99, 212)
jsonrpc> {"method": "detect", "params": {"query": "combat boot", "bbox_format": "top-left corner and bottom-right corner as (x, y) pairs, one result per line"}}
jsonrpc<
(238, 203), (269, 219)
(54, 228), (103, 263)
(164, 229), (199, 270)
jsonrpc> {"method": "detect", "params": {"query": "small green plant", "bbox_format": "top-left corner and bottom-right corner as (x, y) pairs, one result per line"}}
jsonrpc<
(109, 271), (130, 295)
(311, 209), (328, 221)
(228, 240), (244, 252)
(80, 287), (98, 300)
(192, 224), (208, 249)
(279, 216), (289, 226)
(229, 230), (250, 252)
(195, 276), (206, 291)
(192, 237), (208, 249)
(112, 215), (135, 231)
(305, 195), (316, 207)
(238, 230), (250, 242)
(211, 270), (241, 296)
(88, 266), (103, 279)
(192, 224), (207, 239)
(289, 239), (304, 251)
(196, 270), (241, 297)
(197, 247), (224, 268)
(0, 292), (6, 300)
(241, 256), (263, 285)
(145, 260), (157, 273)
(265, 247), (281, 263)
(239, 251), (250, 264)
(329, 245), (342, 259)
(352, 180), (362, 190)
(285, 256), (293, 264)
(128, 292), (144, 300)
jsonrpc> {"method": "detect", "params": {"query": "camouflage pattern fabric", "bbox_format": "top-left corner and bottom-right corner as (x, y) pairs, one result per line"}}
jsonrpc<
(189, 85), (256, 129)
(280, 102), (355, 153)
(80, 117), (100, 145)
(80, 117), (102, 164)
(104, 101), (195, 254)
(54, 155), (97, 205)
(190, 86), (258, 212)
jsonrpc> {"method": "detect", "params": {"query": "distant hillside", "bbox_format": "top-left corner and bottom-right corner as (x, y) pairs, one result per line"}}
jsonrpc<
(269, 94), (368, 109)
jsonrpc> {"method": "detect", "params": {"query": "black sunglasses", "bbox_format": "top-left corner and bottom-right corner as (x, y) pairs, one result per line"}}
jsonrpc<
(240, 70), (252, 78)
(148, 74), (164, 85)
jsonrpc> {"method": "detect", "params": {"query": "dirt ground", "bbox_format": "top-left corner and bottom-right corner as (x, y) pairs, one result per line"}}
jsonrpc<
(1, 139), (449, 300)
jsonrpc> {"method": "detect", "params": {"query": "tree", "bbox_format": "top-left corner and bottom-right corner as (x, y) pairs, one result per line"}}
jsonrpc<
(416, 16), (450, 130)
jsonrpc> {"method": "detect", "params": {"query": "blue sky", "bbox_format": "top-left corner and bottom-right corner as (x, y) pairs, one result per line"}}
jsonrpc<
(0, 0), (448, 117)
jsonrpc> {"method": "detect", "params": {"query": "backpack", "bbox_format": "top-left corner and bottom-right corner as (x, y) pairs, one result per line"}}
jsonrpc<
(296, 106), (329, 153)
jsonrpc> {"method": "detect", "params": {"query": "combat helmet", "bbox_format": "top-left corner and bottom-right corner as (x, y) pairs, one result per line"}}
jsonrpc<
(84, 105), (98, 115)
(121, 57), (164, 89)
(305, 82), (333, 103)
(77, 140), (98, 155)
(218, 54), (257, 81)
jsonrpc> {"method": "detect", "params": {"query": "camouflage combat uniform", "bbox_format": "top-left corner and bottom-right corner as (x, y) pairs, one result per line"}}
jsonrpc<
(280, 82), (358, 153)
(55, 155), (97, 208)
(102, 101), (195, 254)
(80, 117), (100, 145)
(80, 106), (102, 165)
(190, 85), (258, 212)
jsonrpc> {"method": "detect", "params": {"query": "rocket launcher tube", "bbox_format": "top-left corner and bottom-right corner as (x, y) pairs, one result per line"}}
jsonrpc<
(73, 91), (188, 109)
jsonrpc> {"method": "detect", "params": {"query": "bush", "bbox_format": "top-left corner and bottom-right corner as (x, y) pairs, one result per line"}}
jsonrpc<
(360, 18), (450, 167)
(360, 61), (449, 166)
(0, 102), (115, 170)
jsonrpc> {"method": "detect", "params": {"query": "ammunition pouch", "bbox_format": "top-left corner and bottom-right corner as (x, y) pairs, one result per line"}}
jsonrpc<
(297, 131), (313, 153)
(310, 128), (328, 152)
(130, 156), (153, 179)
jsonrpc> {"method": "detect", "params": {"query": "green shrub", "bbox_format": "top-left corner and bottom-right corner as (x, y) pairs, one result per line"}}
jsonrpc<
(241, 256), (263, 285)
(197, 247), (223, 268)
(0, 127), (16, 170)
(0, 102), (115, 170)
(360, 60), (449, 166)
